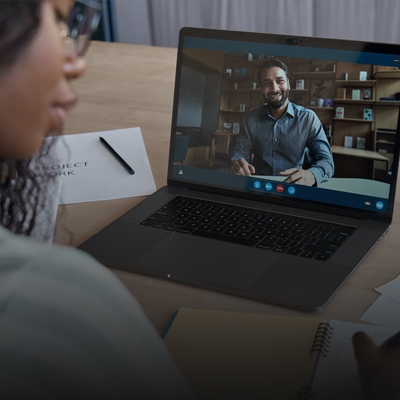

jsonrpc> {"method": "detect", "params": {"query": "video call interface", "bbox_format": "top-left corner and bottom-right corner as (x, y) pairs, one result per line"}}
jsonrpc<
(170, 35), (400, 215)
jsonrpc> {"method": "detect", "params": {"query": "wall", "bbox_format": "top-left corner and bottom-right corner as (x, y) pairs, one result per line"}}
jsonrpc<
(111, 0), (400, 47)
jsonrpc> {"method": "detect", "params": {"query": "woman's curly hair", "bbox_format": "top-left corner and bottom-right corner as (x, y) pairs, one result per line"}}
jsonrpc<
(0, 0), (58, 238)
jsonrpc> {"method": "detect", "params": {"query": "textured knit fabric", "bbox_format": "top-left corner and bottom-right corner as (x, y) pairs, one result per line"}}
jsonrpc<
(0, 227), (195, 400)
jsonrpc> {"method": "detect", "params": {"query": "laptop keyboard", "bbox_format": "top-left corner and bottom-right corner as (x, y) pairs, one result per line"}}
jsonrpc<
(140, 196), (355, 261)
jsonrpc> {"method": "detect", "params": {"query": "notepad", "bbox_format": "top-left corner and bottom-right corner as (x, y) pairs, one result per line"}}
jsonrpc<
(162, 308), (398, 400)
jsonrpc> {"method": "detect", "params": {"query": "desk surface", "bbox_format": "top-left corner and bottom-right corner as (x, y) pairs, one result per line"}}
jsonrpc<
(53, 41), (400, 334)
(331, 145), (389, 161)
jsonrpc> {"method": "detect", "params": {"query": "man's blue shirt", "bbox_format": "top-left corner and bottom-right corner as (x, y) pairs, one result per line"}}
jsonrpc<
(231, 102), (334, 185)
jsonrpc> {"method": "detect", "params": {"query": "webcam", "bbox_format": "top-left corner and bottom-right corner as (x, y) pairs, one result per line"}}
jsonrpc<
(285, 37), (301, 45)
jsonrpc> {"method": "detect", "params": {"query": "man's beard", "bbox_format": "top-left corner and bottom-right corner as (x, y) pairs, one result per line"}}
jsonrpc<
(264, 89), (289, 109)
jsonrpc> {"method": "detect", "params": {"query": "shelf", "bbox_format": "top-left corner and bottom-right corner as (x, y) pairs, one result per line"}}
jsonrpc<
(333, 118), (374, 123)
(334, 99), (375, 105)
(220, 110), (246, 114)
(375, 100), (400, 106)
(308, 106), (334, 111)
(374, 71), (400, 79)
(376, 129), (397, 134)
(376, 140), (396, 145)
(335, 80), (376, 87)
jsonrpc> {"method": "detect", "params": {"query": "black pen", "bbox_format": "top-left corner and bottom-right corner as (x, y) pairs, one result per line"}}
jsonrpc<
(99, 137), (135, 175)
(381, 331), (400, 350)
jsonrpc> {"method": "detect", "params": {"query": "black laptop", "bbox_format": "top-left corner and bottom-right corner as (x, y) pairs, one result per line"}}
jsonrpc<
(78, 28), (400, 311)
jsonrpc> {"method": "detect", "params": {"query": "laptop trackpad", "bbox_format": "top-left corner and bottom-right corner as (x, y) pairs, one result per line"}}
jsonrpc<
(135, 233), (279, 290)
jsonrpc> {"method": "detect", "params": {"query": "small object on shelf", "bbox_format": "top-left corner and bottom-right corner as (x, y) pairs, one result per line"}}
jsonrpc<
(344, 136), (353, 148)
(223, 122), (232, 132)
(241, 68), (247, 76)
(323, 124), (332, 136)
(225, 68), (232, 76)
(363, 89), (371, 100)
(252, 82), (257, 90)
(339, 72), (348, 80)
(336, 107), (345, 118)
(258, 54), (265, 59)
(247, 53), (253, 61)
(296, 79), (304, 90)
(359, 71), (368, 81)
(352, 89), (361, 100)
(313, 65), (321, 72)
(230, 81), (238, 90)
(363, 109), (373, 120)
(294, 95), (303, 106)
(357, 137), (366, 149)
(239, 104), (246, 112)
(310, 100), (316, 106)
(234, 69), (241, 76)
(324, 98), (333, 107)
(336, 88), (346, 99)
(232, 122), (240, 134)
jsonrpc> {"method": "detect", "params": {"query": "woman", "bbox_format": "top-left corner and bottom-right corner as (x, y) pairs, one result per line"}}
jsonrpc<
(0, 1), (194, 398)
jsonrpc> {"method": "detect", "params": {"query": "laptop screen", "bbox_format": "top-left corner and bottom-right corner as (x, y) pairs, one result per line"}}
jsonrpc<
(168, 28), (400, 221)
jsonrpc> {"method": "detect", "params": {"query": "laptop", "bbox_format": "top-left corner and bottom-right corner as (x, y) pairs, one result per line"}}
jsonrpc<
(78, 28), (400, 311)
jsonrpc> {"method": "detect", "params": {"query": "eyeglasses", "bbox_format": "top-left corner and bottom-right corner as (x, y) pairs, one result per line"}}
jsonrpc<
(63, 0), (103, 57)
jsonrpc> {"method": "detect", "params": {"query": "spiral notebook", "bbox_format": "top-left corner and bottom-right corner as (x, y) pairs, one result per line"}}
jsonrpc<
(162, 308), (398, 400)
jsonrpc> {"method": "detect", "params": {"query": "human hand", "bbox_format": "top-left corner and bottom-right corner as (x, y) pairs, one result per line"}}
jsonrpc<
(230, 158), (256, 176)
(353, 331), (400, 400)
(278, 168), (316, 186)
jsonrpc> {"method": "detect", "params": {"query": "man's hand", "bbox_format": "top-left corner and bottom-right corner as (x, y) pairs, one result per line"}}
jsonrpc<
(230, 158), (256, 176)
(353, 331), (400, 400)
(278, 168), (316, 186)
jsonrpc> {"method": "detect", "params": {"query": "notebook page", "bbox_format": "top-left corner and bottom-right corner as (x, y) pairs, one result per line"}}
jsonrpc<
(311, 320), (398, 400)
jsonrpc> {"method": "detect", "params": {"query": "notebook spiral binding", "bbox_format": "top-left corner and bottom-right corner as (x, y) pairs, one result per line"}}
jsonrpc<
(310, 322), (334, 357)
(297, 323), (334, 399)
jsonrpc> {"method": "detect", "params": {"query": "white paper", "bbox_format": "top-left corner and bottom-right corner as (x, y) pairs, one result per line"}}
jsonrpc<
(361, 295), (400, 327)
(359, 274), (400, 326)
(311, 320), (399, 399)
(376, 274), (400, 302)
(34, 127), (156, 204)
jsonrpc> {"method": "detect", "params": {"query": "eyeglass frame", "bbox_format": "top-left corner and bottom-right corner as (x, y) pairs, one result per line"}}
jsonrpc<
(63, 0), (104, 57)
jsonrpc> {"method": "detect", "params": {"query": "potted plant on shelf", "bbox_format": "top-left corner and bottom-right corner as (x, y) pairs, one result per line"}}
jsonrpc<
(313, 80), (326, 107)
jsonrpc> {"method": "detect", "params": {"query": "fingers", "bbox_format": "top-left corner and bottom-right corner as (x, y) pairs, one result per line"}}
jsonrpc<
(281, 169), (316, 186)
(230, 159), (255, 176)
(279, 168), (298, 176)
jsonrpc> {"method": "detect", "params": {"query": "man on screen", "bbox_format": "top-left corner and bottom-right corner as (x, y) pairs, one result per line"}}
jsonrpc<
(230, 58), (334, 186)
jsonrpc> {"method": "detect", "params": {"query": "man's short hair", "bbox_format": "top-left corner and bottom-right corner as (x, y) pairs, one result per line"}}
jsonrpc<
(257, 58), (288, 84)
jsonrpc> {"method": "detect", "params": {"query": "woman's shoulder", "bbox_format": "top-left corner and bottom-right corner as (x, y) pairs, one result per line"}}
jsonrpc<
(0, 226), (118, 291)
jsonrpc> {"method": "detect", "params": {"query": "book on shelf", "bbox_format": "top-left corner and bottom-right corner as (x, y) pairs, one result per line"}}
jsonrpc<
(352, 89), (361, 100)
(344, 136), (353, 148)
(162, 308), (398, 400)
(335, 106), (345, 118)
(336, 87), (346, 99)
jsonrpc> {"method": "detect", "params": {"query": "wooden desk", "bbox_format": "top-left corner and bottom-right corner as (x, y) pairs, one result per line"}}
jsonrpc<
(53, 41), (400, 335)
(331, 145), (389, 181)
